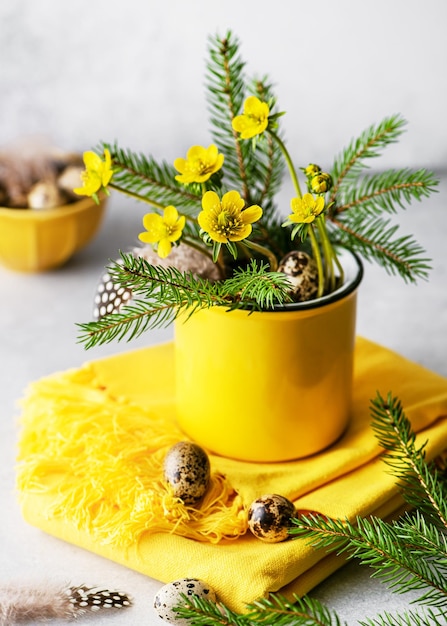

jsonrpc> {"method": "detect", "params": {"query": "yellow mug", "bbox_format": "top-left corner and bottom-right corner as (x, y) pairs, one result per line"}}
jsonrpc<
(174, 249), (363, 462)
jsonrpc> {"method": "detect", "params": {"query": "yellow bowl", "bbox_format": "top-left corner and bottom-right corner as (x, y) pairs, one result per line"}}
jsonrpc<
(0, 195), (107, 272)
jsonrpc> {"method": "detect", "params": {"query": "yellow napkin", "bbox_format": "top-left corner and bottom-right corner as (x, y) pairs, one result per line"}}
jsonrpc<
(17, 337), (447, 612)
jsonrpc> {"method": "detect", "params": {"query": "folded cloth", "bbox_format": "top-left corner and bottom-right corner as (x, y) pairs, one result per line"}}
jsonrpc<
(17, 337), (447, 612)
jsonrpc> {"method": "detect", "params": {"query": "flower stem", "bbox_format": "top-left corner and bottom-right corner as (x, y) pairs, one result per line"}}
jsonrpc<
(315, 216), (344, 291)
(315, 217), (334, 292)
(268, 131), (302, 198)
(243, 239), (278, 271)
(308, 225), (325, 298)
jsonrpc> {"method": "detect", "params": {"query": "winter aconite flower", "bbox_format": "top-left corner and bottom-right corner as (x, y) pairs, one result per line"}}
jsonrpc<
(73, 149), (113, 201)
(139, 205), (185, 258)
(232, 96), (270, 139)
(174, 144), (224, 184)
(198, 190), (262, 243)
(309, 172), (333, 194)
(288, 193), (325, 224)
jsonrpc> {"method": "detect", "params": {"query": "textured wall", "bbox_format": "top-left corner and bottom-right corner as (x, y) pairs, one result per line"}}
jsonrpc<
(1, 0), (446, 170)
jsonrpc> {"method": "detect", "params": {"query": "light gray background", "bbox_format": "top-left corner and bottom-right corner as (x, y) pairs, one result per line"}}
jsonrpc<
(1, 0), (446, 169)
(1, 1), (447, 625)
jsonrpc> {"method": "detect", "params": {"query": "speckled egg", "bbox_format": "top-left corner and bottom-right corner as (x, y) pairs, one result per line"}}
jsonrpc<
(248, 494), (296, 543)
(277, 250), (318, 302)
(163, 442), (210, 505)
(153, 578), (217, 624)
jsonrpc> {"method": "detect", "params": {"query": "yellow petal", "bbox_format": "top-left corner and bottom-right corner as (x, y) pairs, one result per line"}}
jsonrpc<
(169, 228), (183, 243)
(228, 224), (252, 242)
(104, 149), (112, 168)
(244, 95), (268, 117)
(173, 158), (186, 173)
(314, 196), (325, 215)
(221, 190), (244, 211)
(241, 204), (262, 225)
(83, 151), (102, 170)
(163, 205), (179, 225)
(201, 190), (220, 212)
(141, 213), (166, 242)
(157, 238), (172, 258)
(142, 212), (163, 230)
(197, 210), (212, 231)
(187, 145), (206, 160)
(206, 144), (218, 160)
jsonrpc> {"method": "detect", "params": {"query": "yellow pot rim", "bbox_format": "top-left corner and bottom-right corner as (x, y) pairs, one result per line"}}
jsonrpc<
(0, 194), (104, 221)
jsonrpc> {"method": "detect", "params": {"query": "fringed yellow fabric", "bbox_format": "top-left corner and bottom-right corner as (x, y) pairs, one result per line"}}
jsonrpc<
(17, 368), (247, 546)
(16, 338), (447, 612)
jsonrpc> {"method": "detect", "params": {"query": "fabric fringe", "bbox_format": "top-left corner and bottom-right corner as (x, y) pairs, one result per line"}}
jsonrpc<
(16, 367), (247, 547)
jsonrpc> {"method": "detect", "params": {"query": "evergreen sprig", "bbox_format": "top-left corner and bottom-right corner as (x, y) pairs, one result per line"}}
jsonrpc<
(334, 169), (438, 216)
(174, 592), (344, 626)
(246, 593), (344, 625)
(222, 260), (293, 309)
(77, 254), (292, 348)
(329, 115), (408, 199)
(206, 31), (252, 201)
(206, 32), (284, 209)
(370, 393), (447, 527)
(359, 607), (447, 626)
(329, 213), (432, 282)
(102, 141), (201, 214)
(171, 392), (447, 626)
(326, 118), (438, 284)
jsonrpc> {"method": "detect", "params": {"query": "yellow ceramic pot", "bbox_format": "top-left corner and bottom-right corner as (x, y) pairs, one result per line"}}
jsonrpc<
(0, 195), (107, 272)
(174, 248), (363, 462)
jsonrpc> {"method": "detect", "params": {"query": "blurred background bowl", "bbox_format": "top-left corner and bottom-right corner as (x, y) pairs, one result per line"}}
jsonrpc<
(0, 194), (107, 272)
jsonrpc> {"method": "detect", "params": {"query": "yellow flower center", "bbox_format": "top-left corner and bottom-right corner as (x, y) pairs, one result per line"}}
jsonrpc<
(216, 210), (243, 237)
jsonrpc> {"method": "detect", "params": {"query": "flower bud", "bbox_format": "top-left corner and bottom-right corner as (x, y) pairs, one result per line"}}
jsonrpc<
(309, 172), (333, 194)
(303, 163), (321, 178)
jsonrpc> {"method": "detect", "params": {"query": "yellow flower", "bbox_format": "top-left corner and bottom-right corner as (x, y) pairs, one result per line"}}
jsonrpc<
(303, 163), (321, 178)
(309, 172), (333, 194)
(174, 144), (224, 184)
(138, 205), (185, 258)
(232, 96), (270, 139)
(73, 149), (113, 198)
(288, 193), (325, 224)
(198, 190), (262, 244)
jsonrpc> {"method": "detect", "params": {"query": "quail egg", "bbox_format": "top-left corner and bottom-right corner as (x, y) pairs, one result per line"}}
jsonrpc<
(163, 441), (210, 505)
(153, 578), (216, 624)
(248, 494), (296, 543)
(277, 250), (318, 302)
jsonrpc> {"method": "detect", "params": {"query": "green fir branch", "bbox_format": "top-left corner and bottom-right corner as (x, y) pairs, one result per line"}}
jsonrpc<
(329, 214), (431, 283)
(359, 606), (447, 626)
(334, 169), (439, 216)
(329, 115), (407, 201)
(101, 141), (202, 213)
(288, 393), (447, 616)
(174, 592), (345, 625)
(77, 254), (293, 348)
(175, 592), (249, 625)
(246, 593), (344, 625)
(205, 33), (284, 210)
(370, 393), (447, 528)
(206, 31), (252, 201)
(223, 260), (293, 309)
(77, 257), (227, 348)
